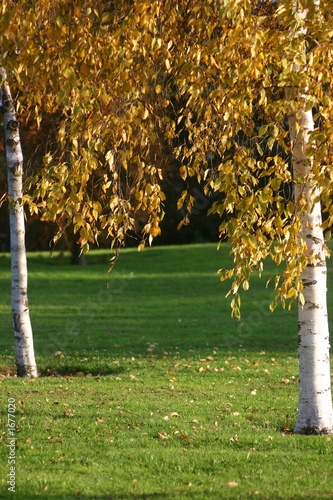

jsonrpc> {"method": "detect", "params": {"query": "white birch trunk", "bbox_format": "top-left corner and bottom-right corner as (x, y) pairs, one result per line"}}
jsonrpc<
(288, 107), (333, 434)
(1, 69), (38, 378)
(286, 0), (333, 434)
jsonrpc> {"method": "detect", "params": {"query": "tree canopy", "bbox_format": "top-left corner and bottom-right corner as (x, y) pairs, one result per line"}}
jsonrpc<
(1, 0), (333, 312)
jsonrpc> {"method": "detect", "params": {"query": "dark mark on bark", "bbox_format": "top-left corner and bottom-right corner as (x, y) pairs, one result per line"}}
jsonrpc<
(302, 280), (317, 287)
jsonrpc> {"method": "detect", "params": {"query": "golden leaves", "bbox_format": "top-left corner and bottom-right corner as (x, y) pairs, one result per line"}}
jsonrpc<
(2, 0), (332, 309)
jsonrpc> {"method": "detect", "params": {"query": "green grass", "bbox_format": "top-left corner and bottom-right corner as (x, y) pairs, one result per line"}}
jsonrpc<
(0, 243), (333, 499)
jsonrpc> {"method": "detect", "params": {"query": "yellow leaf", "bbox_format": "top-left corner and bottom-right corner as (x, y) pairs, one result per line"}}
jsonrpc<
(242, 280), (249, 291)
(80, 63), (89, 76)
(141, 107), (149, 120)
(180, 166), (187, 181)
(150, 226), (161, 237)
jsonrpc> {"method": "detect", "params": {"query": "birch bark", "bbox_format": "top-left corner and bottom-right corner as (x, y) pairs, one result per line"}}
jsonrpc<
(289, 105), (333, 434)
(0, 69), (38, 377)
(288, 72), (333, 433)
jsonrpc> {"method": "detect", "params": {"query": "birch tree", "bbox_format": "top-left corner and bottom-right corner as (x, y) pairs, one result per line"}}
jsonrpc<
(146, 0), (333, 434)
(0, 69), (37, 377)
(287, 0), (333, 434)
(2, 0), (333, 430)
(289, 96), (333, 433)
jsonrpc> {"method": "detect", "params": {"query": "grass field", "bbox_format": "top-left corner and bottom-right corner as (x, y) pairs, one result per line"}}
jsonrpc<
(1, 243), (333, 499)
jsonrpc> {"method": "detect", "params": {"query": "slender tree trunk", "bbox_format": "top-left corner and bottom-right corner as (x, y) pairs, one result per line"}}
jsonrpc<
(288, 107), (333, 434)
(1, 69), (38, 377)
(286, 0), (333, 434)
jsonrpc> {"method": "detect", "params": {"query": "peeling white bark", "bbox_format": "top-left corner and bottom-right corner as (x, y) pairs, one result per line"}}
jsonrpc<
(296, 264), (333, 434)
(1, 68), (38, 377)
(288, 104), (333, 434)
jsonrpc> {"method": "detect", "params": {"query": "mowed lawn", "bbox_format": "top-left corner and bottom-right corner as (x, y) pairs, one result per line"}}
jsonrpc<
(1, 243), (333, 499)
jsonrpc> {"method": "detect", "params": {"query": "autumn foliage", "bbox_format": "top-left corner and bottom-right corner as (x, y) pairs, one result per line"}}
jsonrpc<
(1, 0), (333, 311)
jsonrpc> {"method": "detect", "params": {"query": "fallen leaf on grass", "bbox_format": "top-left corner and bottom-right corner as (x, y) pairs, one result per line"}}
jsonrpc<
(229, 434), (238, 442)
(63, 409), (75, 418)
(157, 432), (169, 439)
(48, 436), (62, 442)
(227, 482), (238, 487)
(178, 434), (193, 441)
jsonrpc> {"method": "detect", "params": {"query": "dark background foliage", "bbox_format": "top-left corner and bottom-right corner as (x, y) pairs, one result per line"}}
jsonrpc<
(0, 115), (221, 256)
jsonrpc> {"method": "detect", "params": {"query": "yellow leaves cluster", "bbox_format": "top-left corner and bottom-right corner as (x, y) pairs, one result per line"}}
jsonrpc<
(2, 0), (333, 310)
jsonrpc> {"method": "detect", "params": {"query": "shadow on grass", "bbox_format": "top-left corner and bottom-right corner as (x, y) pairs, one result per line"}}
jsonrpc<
(0, 362), (125, 378)
(38, 364), (126, 377)
(0, 492), (228, 500)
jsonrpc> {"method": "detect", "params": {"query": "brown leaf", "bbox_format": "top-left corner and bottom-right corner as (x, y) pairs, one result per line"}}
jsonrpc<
(178, 434), (193, 440)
